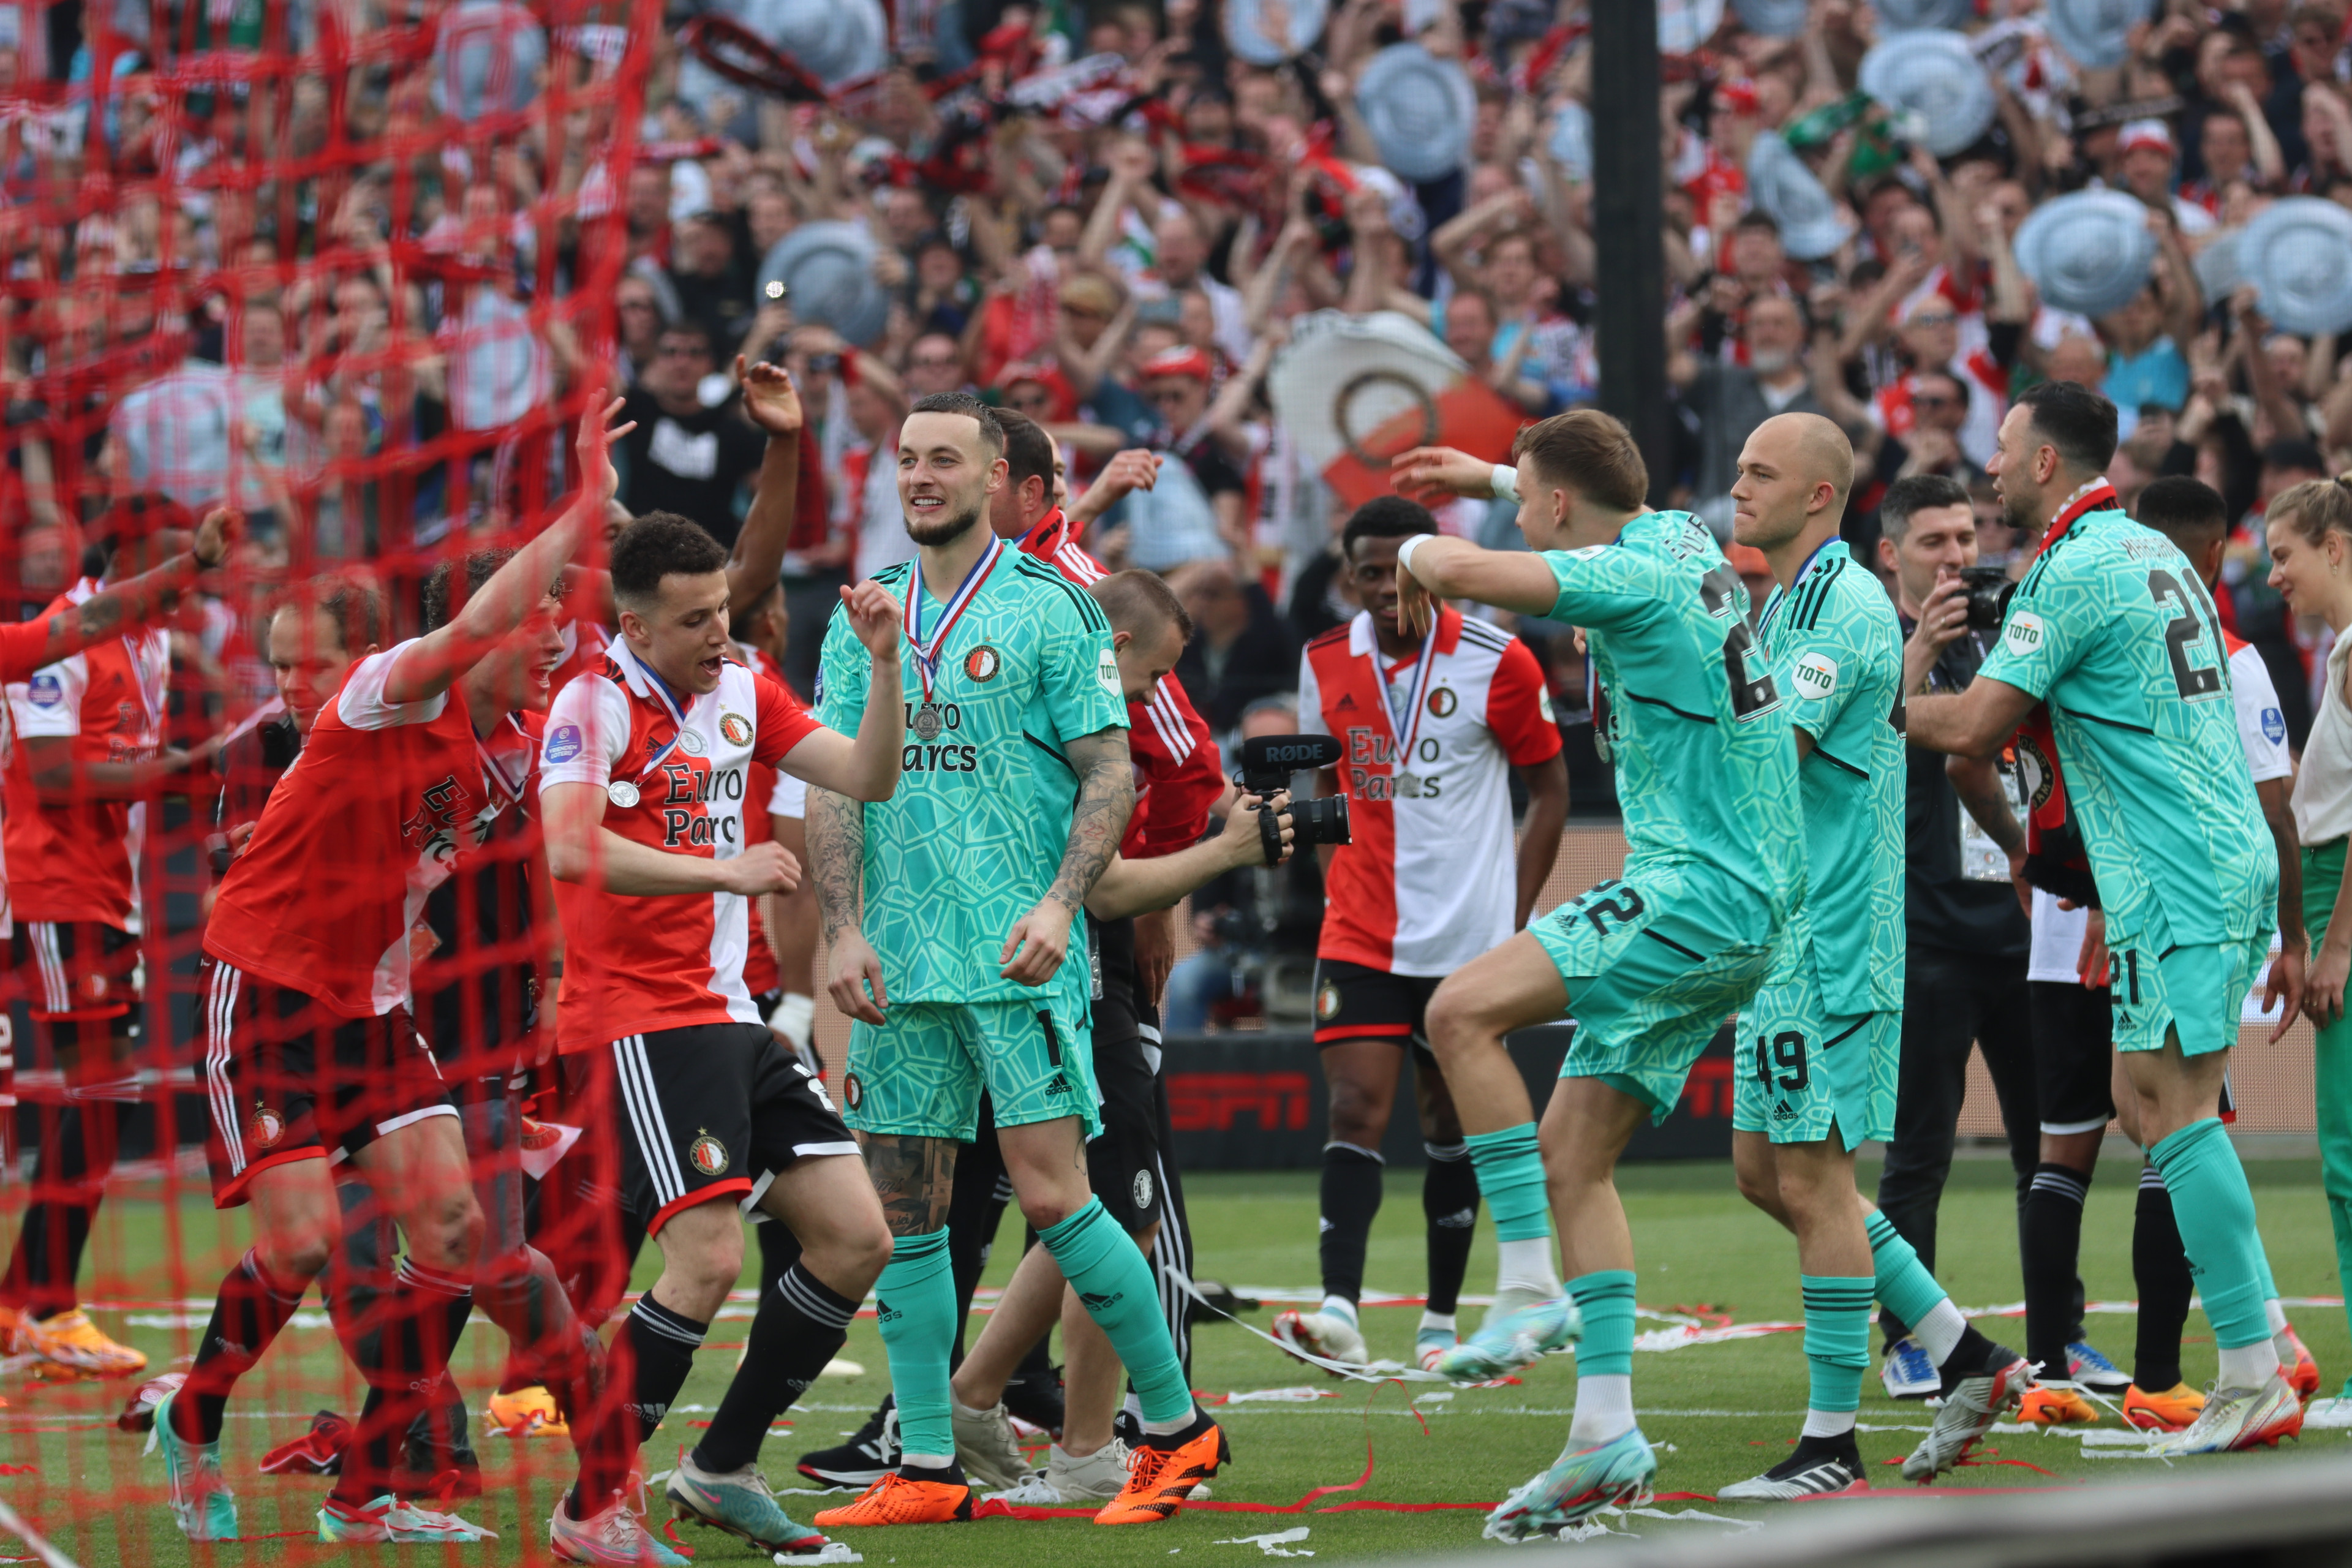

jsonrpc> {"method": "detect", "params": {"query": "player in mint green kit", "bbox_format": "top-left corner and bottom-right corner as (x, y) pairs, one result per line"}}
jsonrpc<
(1910, 380), (2304, 1457)
(1717, 415), (2030, 1497)
(808, 393), (1224, 1529)
(1389, 412), (1803, 1537)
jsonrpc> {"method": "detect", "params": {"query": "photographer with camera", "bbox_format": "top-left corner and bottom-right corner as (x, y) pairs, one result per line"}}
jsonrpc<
(1871, 475), (2049, 1399)
(1272, 497), (1568, 1374)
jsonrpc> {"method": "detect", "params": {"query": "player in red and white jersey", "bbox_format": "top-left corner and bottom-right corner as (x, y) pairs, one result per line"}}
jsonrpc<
(149, 398), (630, 1546)
(0, 497), (236, 1379)
(1280, 496), (1567, 1374)
(537, 511), (905, 1558)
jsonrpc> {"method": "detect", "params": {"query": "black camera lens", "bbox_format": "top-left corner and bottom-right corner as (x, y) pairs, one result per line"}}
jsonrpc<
(1958, 564), (2015, 632)
(1290, 793), (1351, 850)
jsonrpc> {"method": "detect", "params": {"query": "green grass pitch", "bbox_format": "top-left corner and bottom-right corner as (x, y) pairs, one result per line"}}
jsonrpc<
(4, 1155), (2347, 1564)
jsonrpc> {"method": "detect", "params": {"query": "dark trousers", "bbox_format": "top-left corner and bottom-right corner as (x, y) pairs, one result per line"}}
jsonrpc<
(1873, 944), (2066, 1345)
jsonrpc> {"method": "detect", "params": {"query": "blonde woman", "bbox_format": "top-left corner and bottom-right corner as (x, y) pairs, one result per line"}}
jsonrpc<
(2267, 475), (2352, 1399)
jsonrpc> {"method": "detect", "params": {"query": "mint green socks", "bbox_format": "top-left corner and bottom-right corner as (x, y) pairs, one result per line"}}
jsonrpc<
(871, 1229), (956, 1459)
(1567, 1270), (1636, 1377)
(1801, 1275), (1874, 1429)
(1465, 1125), (1551, 1242)
(2150, 1118), (2274, 1353)
(1041, 1198), (1193, 1428)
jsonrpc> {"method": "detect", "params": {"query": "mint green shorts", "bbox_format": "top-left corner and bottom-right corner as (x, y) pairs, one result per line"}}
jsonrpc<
(2108, 932), (2271, 1058)
(842, 998), (1099, 1141)
(1531, 859), (1781, 1122)
(1731, 965), (1897, 1148)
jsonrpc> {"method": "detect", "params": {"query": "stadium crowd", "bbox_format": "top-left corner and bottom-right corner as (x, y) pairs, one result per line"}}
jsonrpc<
(8, 0), (2352, 1555)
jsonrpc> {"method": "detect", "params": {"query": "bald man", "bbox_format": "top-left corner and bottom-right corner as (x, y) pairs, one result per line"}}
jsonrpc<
(1721, 415), (2027, 1498)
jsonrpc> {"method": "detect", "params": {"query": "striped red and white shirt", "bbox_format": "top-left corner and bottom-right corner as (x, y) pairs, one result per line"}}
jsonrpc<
(1298, 608), (1559, 976)
(1016, 508), (1224, 859)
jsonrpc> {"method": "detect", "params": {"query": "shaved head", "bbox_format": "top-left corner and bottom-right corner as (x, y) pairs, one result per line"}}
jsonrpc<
(1730, 412), (1855, 554)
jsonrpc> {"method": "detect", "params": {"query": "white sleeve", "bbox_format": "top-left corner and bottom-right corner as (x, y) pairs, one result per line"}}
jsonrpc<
(2230, 644), (2293, 785)
(768, 770), (809, 819)
(1295, 646), (1328, 739)
(6, 654), (87, 739)
(335, 642), (450, 731)
(538, 676), (632, 789)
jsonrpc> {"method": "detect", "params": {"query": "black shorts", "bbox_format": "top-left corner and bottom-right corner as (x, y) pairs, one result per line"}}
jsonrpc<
(2028, 979), (2114, 1135)
(1311, 958), (1442, 1048)
(11, 921), (140, 1027)
(607, 1021), (857, 1235)
(1087, 915), (1164, 1234)
(200, 960), (457, 1210)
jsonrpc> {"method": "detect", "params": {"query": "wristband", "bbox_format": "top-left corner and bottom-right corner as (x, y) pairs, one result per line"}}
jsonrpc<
(1396, 533), (1438, 582)
(1491, 463), (1519, 502)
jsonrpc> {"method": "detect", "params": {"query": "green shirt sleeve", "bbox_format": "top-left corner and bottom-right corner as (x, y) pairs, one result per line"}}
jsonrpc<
(1977, 551), (2089, 702)
(1542, 544), (1661, 632)
(815, 600), (871, 737)
(1039, 587), (1130, 745)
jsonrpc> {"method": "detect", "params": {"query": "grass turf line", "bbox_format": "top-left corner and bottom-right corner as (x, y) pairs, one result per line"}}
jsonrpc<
(1, 1156), (2345, 1564)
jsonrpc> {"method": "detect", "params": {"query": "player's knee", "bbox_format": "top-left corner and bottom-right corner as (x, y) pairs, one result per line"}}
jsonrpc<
(1423, 982), (1482, 1060)
(1732, 1161), (1777, 1213)
(1016, 1188), (1083, 1232)
(810, 1216), (894, 1293)
(412, 1188), (484, 1272)
(1325, 1084), (1386, 1150)
(260, 1227), (334, 1283)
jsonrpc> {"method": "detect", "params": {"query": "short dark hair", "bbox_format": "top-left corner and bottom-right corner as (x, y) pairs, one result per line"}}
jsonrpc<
(658, 320), (715, 356)
(271, 571), (388, 657)
(907, 390), (1006, 463)
(992, 406), (1057, 492)
(2135, 475), (2231, 550)
(2016, 379), (2118, 475)
(1342, 496), (1439, 557)
(422, 546), (516, 633)
(611, 511), (728, 608)
(1087, 568), (1193, 643)
(1512, 409), (1648, 512)
(1879, 474), (1972, 543)
(2261, 437), (2326, 475)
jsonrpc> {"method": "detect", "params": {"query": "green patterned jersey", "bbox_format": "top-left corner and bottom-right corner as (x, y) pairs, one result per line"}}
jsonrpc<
(816, 549), (1129, 1005)
(1977, 506), (2275, 949)
(1545, 511), (1806, 924)
(1755, 539), (1906, 1014)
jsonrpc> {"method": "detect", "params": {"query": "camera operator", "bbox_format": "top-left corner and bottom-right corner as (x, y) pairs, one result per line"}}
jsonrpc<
(1162, 698), (1330, 1033)
(1871, 474), (2047, 1398)
(1273, 496), (1569, 1374)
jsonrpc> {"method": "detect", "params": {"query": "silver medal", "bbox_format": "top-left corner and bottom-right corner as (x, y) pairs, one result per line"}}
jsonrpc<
(677, 728), (706, 756)
(1393, 771), (1422, 797)
(913, 703), (943, 741)
(607, 780), (641, 808)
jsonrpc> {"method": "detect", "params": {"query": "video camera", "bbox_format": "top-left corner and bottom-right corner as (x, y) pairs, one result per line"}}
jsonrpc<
(1234, 734), (1351, 866)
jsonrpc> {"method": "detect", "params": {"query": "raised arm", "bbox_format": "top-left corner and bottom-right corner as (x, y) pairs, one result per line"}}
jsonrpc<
(770, 581), (905, 802)
(1, 506), (239, 685)
(726, 356), (806, 619)
(1001, 724), (1136, 985)
(383, 394), (629, 704)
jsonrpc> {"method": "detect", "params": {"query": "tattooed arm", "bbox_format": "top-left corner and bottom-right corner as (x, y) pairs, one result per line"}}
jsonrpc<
(854, 1132), (958, 1235)
(999, 724), (1135, 987)
(812, 783), (889, 1025)
(2, 507), (239, 686)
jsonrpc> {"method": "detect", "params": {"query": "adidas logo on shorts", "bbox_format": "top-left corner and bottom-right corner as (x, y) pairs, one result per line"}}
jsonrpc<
(1772, 1100), (1798, 1123)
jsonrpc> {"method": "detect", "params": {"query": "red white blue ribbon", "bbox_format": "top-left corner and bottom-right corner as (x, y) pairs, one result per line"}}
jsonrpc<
(903, 535), (1004, 704)
(1374, 618), (1442, 776)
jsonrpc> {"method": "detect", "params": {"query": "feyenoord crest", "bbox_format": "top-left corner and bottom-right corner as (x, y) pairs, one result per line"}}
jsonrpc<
(720, 712), (752, 747)
(1427, 686), (1457, 717)
(843, 1072), (864, 1109)
(963, 645), (1000, 682)
(1316, 979), (1340, 1021)
(1133, 1168), (1156, 1212)
(249, 1103), (285, 1152)
(2016, 734), (2054, 812)
(688, 1129), (729, 1176)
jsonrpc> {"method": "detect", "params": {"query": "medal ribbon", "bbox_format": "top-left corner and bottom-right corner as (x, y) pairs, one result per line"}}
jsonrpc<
(477, 713), (533, 812)
(902, 535), (1004, 704)
(1375, 618), (1442, 776)
(627, 643), (696, 782)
